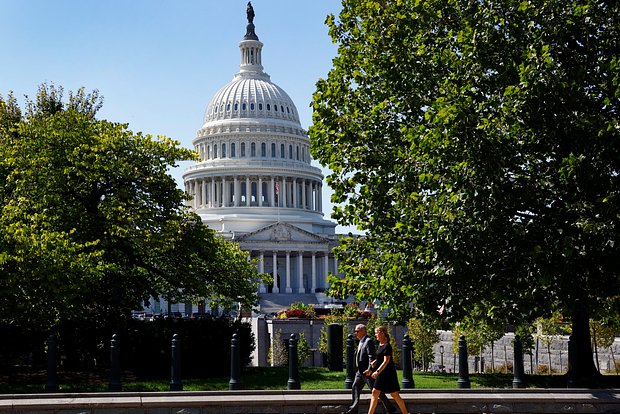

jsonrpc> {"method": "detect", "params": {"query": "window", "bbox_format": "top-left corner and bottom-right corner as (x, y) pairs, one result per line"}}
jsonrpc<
(296, 146), (299, 160)
(234, 103), (238, 111)
(267, 104), (271, 111)
(271, 143), (276, 157)
(242, 103), (247, 110)
(227, 103), (231, 111)
(251, 142), (256, 157)
(280, 144), (285, 158)
(251, 103), (255, 110)
(289, 145), (293, 159)
(241, 142), (246, 157)
(286, 107), (290, 114)
(231, 143), (236, 158)
(214, 144), (218, 158)
(259, 103), (263, 110)
(274, 105), (278, 112)
(281, 105), (284, 112)
(261, 143), (266, 157)
(222, 143), (227, 158)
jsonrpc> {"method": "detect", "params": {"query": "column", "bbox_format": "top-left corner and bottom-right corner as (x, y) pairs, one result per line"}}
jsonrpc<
(246, 176), (251, 206)
(258, 251), (266, 293)
(311, 252), (317, 293)
(210, 179), (216, 208)
(318, 183), (322, 211)
(293, 178), (298, 208)
(272, 251), (279, 293)
(323, 252), (329, 289)
(234, 176), (239, 207)
(281, 177), (286, 208)
(334, 255), (339, 277)
(258, 177), (263, 206)
(223, 177), (229, 207)
(202, 179), (207, 208)
(285, 251), (292, 293)
(302, 179), (307, 209)
(297, 252), (305, 293)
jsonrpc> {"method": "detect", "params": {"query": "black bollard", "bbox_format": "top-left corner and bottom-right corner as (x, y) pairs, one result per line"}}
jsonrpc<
(327, 323), (343, 371)
(401, 334), (415, 388)
(45, 332), (59, 393)
(287, 334), (301, 390)
(344, 334), (355, 389)
(170, 334), (183, 391)
(229, 333), (242, 390)
(512, 335), (526, 388)
(108, 334), (122, 392)
(457, 334), (471, 389)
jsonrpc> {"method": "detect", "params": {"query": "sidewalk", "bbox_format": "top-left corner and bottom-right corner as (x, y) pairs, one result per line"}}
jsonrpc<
(2, 388), (620, 413)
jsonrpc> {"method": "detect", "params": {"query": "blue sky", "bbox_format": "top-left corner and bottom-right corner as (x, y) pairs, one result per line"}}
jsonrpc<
(0, 1), (356, 232)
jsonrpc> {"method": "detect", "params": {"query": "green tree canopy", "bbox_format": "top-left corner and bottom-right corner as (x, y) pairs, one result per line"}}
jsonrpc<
(0, 84), (265, 327)
(310, 0), (619, 384)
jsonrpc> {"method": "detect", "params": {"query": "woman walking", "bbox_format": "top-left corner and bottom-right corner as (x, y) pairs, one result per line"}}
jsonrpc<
(367, 325), (409, 414)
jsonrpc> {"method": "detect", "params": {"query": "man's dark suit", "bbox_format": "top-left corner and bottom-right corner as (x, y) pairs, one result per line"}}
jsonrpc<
(347, 334), (395, 414)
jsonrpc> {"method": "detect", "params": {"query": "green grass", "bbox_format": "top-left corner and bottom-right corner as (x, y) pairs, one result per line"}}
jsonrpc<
(2, 367), (603, 393)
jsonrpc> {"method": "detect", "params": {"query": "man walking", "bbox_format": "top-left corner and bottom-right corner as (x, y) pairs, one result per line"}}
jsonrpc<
(346, 324), (395, 414)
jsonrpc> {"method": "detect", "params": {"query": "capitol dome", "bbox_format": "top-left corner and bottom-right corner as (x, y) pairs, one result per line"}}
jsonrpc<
(203, 75), (301, 128)
(183, 4), (336, 238)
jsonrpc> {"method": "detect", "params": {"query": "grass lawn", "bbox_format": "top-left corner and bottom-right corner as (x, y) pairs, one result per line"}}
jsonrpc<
(1, 367), (603, 394)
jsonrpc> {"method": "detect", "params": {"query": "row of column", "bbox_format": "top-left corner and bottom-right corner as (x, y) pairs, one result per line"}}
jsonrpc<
(186, 175), (322, 212)
(253, 250), (337, 294)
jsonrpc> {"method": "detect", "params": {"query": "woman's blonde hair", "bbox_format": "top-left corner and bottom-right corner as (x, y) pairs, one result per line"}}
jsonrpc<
(375, 325), (390, 342)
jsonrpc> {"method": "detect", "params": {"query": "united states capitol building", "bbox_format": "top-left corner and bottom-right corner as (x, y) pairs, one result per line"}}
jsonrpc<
(143, 4), (341, 317)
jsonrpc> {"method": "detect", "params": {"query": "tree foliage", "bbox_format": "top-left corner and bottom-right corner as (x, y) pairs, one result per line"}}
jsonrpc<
(310, 0), (619, 383)
(0, 84), (265, 327)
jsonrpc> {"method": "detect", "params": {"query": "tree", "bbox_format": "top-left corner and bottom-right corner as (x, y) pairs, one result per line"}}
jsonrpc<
(310, 0), (619, 385)
(407, 318), (439, 371)
(0, 84), (266, 327)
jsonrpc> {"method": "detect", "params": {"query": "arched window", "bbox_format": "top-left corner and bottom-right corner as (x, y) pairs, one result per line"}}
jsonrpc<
(259, 103), (263, 110)
(241, 142), (246, 157)
(261, 143), (266, 157)
(226, 103), (231, 111)
(271, 143), (276, 157)
(234, 103), (239, 111)
(280, 144), (285, 158)
(267, 104), (271, 111)
(281, 105), (284, 112)
(250, 103), (255, 110)
(251, 142), (256, 157)
(286, 107), (290, 114)
(242, 103), (247, 110)
(214, 144), (218, 158)
(231, 143), (236, 158)
(222, 143), (227, 158)
(274, 105), (278, 112)
(296, 146), (299, 160)
(289, 145), (293, 159)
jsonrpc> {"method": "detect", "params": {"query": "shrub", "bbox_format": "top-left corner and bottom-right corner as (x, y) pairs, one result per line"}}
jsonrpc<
(284, 302), (316, 319)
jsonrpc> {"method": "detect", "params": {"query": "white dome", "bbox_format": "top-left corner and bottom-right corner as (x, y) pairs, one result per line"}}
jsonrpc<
(203, 74), (301, 126)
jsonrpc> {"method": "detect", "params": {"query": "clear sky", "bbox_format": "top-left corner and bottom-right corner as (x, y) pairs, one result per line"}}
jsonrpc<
(0, 1), (357, 233)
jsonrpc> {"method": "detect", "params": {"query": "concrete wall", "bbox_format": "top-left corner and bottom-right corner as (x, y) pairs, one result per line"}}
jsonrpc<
(251, 318), (620, 374)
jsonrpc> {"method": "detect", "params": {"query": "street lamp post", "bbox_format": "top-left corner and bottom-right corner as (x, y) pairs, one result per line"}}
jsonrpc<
(439, 345), (444, 373)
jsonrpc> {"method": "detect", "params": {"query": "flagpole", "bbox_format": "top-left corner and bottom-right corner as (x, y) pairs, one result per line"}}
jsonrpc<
(276, 181), (280, 223)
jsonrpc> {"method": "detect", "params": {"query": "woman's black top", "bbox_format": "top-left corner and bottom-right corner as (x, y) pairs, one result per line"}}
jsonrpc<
(374, 342), (400, 393)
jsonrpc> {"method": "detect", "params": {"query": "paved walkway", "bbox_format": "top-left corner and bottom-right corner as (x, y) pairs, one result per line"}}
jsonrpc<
(2, 389), (620, 413)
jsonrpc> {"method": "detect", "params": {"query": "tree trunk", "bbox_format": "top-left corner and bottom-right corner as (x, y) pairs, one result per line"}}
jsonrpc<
(567, 308), (601, 387)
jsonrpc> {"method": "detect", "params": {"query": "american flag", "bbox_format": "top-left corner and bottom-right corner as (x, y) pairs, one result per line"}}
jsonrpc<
(275, 182), (279, 195)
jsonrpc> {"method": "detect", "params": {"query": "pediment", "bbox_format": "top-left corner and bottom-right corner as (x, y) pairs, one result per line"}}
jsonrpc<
(236, 222), (329, 243)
